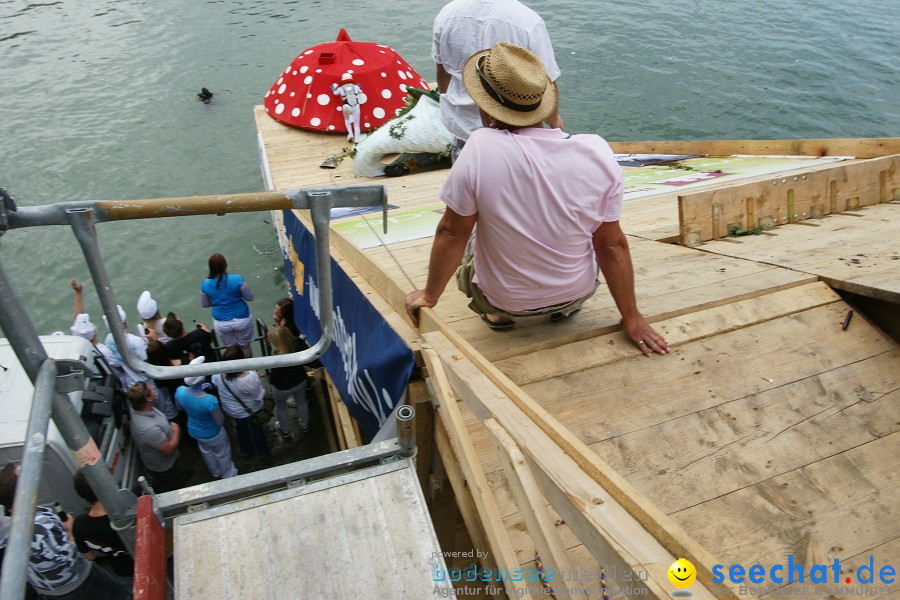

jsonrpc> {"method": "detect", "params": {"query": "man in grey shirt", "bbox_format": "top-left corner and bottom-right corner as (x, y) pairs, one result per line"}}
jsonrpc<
(128, 382), (188, 492)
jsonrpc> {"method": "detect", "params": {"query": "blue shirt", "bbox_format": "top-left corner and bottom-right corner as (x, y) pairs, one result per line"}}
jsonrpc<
(201, 273), (250, 321)
(175, 386), (221, 440)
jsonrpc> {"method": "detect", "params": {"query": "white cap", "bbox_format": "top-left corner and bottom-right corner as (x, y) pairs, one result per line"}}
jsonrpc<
(70, 313), (97, 341)
(102, 305), (127, 329)
(136, 291), (158, 320)
(183, 356), (206, 387)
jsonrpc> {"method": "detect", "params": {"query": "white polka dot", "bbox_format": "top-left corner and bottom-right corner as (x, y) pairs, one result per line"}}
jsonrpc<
(304, 75), (313, 84)
(396, 60), (402, 65)
(328, 125), (335, 130)
(406, 71), (413, 79)
(373, 107), (385, 118)
(277, 77), (283, 85)
(336, 106), (342, 111)
(381, 72), (387, 78)
(400, 84), (408, 92)
(300, 66), (309, 74)
(364, 122), (370, 128)
(290, 92), (295, 97)
(291, 108), (300, 117)
(284, 66), (290, 73)
(315, 69), (322, 73)
(275, 104), (285, 114)
(352, 59), (365, 66)
(380, 50), (386, 54)
(304, 50), (313, 55)
(397, 70), (407, 80)
(278, 84), (287, 94)
(264, 90), (270, 98)
(274, 99), (280, 104)
(347, 69), (353, 74)
(310, 117), (321, 126)
(317, 94), (331, 105)
(292, 70), (297, 75)
(307, 93), (312, 98)
(381, 89), (392, 99)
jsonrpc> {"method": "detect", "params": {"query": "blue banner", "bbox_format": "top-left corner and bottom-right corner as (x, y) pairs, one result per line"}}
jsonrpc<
(280, 210), (415, 438)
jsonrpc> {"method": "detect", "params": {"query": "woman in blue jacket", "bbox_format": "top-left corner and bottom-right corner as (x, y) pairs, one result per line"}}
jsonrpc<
(201, 253), (255, 357)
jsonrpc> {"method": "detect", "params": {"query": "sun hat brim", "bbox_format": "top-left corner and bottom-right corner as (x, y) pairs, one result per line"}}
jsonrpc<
(461, 48), (557, 128)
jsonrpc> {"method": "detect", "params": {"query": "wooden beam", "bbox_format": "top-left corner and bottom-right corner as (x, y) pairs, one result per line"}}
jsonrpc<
(422, 331), (724, 599)
(423, 348), (527, 599)
(679, 155), (899, 245)
(324, 371), (359, 449)
(408, 380), (435, 493)
(608, 138), (900, 159)
(484, 418), (590, 598)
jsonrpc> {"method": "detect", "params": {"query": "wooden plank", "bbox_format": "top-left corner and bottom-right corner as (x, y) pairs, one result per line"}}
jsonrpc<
(493, 282), (841, 386)
(608, 138), (900, 159)
(433, 410), (501, 580)
(698, 202), (900, 304)
(589, 350), (900, 513)
(422, 332), (725, 599)
(679, 156), (899, 245)
(484, 419), (589, 598)
(523, 303), (897, 446)
(423, 347), (527, 599)
(672, 432), (900, 574)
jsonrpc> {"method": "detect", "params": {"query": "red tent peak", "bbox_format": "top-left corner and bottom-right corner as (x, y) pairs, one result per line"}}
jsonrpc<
(335, 28), (351, 42)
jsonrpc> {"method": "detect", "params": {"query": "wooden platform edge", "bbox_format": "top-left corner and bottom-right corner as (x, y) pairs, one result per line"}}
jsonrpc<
(610, 137), (900, 159)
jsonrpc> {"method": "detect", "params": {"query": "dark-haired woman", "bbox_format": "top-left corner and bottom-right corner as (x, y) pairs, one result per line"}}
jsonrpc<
(211, 345), (271, 459)
(200, 253), (254, 357)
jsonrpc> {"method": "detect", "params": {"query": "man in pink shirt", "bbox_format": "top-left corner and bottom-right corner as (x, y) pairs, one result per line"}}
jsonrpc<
(405, 42), (668, 356)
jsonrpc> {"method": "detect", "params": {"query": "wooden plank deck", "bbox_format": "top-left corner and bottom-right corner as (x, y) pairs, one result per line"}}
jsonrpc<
(254, 108), (900, 598)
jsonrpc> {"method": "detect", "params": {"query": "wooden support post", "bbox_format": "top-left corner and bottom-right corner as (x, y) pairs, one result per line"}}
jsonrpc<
(485, 418), (590, 598)
(310, 368), (338, 453)
(423, 348), (527, 599)
(408, 379), (435, 493)
(325, 371), (361, 449)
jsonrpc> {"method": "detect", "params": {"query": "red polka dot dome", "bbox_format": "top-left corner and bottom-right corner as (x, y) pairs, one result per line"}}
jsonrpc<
(263, 29), (431, 134)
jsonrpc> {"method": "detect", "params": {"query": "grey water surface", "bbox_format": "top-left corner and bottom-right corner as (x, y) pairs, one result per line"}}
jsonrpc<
(1, 0), (897, 333)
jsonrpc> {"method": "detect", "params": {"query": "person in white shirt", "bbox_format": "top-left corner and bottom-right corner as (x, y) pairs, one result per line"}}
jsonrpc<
(433, 0), (563, 160)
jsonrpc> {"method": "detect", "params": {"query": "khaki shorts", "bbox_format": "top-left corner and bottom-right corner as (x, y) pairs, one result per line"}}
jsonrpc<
(455, 250), (598, 319)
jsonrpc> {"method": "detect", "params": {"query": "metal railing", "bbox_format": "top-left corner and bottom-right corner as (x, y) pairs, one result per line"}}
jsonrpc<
(0, 184), (388, 599)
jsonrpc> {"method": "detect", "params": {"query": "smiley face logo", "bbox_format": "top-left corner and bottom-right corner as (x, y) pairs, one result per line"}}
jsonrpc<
(668, 558), (696, 588)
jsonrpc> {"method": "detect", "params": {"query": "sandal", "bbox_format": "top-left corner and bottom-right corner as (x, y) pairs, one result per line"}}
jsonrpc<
(550, 308), (581, 323)
(481, 313), (516, 330)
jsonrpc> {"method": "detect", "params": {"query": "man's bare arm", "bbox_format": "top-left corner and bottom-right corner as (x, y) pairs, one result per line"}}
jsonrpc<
(593, 221), (668, 356)
(436, 63), (452, 94)
(405, 208), (477, 327)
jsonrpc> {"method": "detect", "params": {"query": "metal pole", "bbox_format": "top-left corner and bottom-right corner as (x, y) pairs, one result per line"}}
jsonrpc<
(0, 359), (56, 600)
(0, 258), (138, 554)
(5, 186), (387, 228)
(396, 404), (416, 458)
(65, 204), (337, 381)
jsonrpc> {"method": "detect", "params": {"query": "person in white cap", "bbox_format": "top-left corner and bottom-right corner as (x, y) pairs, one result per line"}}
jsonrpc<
(136, 290), (171, 343)
(70, 279), (116, 369)
(100, 303), (152, 389)
(174, 357), (237, 479)
(405, 43), (668, 357)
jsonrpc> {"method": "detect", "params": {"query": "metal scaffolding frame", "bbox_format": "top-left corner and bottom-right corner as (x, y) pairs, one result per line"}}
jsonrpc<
(0, 184), (388, 599)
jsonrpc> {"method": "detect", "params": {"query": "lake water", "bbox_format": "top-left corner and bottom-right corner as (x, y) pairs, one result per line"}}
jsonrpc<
(1, 0), (897, 334)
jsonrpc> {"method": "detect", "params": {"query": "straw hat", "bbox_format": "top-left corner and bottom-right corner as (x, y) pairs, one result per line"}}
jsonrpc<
(462, 41), (557, 127)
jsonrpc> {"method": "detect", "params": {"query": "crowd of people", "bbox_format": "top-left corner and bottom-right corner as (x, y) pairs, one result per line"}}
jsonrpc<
(68, 253), (318, 487)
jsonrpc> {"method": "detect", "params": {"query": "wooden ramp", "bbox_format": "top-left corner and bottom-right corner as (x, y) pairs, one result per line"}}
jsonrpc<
(174, 460), (452, 599)
(253, 109), (900, 599)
